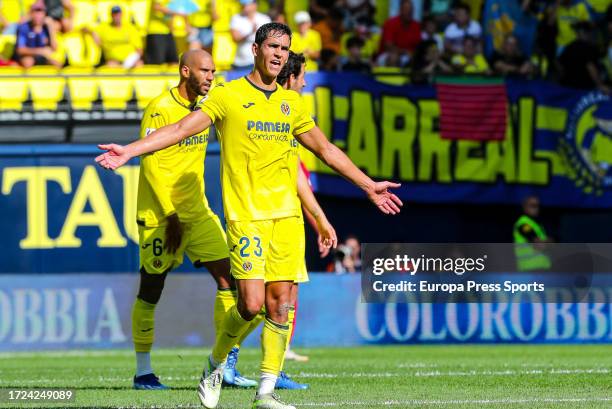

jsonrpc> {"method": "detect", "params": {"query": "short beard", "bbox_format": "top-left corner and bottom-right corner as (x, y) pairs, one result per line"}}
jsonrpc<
(187, 75), (204, 97)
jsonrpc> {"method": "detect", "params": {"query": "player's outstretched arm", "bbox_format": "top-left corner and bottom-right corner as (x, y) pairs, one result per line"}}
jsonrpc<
(95, 110), (212, 170)
(297, 164), (337, 257)
(295, 126), (403, 215)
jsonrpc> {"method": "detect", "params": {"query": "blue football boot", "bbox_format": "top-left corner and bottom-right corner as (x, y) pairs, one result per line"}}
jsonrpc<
(275, 371), (308, 390)
(223, 347), (258, 388)
(133, 373), (169, 390)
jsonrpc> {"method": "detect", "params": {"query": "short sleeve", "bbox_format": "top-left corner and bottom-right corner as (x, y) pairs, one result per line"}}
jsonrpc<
(199, 84), (228, 124)
(292, 97), (315, 135)
(140, 99), (168, 138)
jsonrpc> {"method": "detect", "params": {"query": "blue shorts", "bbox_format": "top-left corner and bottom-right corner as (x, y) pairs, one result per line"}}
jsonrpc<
(189, 26), (213, 47)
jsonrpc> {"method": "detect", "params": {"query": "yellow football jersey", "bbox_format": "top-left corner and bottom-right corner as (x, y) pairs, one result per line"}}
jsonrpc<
(200, 76), (315, 222)
(137, 87), (212, 227)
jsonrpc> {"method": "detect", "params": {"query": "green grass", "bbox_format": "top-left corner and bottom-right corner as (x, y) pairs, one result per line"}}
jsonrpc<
(0, 345), (610, 408)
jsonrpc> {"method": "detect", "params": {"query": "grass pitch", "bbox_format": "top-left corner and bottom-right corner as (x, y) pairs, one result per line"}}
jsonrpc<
(0, 345), (610, 408)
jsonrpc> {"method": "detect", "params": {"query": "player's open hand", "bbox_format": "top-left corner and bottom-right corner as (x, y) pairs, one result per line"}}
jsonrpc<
(316, 217), (337, 258)
(367, 181), (403, 215)
(164, 213), (183, 255)
(95, 144), (131, 170)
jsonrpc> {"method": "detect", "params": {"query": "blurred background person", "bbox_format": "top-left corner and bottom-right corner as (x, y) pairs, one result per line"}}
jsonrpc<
(410, 39), (452, 84)
(513, 195), (552, 272)
(85, 6), (143, 69)
(490, 34), (534, 78)
(558, 21), (609, 93)
(444, 2), (482, 56)
(421, 15), (443, 51)
(44, 0), (73, 33)
(451, 36), (490, 74)
(14, 2), (62, 68)
(291, 11), (321, 71)
(377, 0), (421, 67)
(554, 0), (591, 55)
(188, 0), (217, 53)
(145, 0), (185, 65)
(341, 36), (371, 73)
(230, 0), (270, 70)
(312, 7), (344, 56)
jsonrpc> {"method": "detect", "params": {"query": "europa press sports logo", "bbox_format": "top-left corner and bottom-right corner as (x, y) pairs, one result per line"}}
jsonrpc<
(560, 93), (612, 195)
(280, 101), (290, 116)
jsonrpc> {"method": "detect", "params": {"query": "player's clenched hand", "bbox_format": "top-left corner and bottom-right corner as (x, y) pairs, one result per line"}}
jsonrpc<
(95, 144), (131, 170)
(367, 181), (403, 215)
(316, 217), (337, 258)
(164, 213), (183, 255)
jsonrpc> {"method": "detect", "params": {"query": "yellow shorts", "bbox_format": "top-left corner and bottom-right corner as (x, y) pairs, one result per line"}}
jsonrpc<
(227, 216), (305, 282)
(295, 261), (309, 283)
(139, 214), (228, 274)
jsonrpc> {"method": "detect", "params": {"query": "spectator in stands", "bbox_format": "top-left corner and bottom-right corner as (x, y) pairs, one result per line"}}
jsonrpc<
(377, 0), (421, 67)
(320, 48), (340, 71)
(145, 0), (184, 65)
(451, 36), (490, 74)
(230, 0), (270, 70)
(410, 39), (452, 84)
(341, 36), (371, 73)
(554, 0), (591, 53)
(533, 2), (558, 78)
(14, 3), (62, 68)
(341, 19), (379, 61)
(344, 234), (362, 271)
(188, 0), (218, 53)
(291, 11), (322, 71)
(268, 8), (286, 24)
(559, 21), (609, 93)
(490, 34), (534, 78)
(326, 235), (361, 273)
(85, 6), (143, 69)
(309, 0), (343, 23)
(345, 0), (375, 30)
(443, 2), (482, 55)
(44, 0), (73, 33)
(421, 15), (443, 51)
(312, 7), (344, 54)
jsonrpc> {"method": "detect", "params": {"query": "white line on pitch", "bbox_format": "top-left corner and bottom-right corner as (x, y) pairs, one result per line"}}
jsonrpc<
(299, 397), (612, 407)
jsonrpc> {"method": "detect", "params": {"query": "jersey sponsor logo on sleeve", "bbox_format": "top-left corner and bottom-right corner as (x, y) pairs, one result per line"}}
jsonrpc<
(150, 113), (161, 118)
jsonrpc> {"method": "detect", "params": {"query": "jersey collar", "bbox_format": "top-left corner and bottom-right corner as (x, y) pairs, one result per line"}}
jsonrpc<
(170, 87), (199, 111)
(243, 76), (277, 100)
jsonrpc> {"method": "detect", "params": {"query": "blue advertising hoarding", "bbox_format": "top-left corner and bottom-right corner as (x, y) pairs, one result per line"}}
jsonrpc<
(0, 274), (610, 351)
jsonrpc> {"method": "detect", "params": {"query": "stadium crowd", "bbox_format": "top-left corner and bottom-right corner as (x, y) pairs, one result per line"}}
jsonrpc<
(0, 0), (610, 91)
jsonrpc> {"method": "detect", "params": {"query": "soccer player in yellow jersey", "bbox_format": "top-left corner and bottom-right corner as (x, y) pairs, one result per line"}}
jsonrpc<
(96, 23), (402, 409)
(131, 49), (254, 390)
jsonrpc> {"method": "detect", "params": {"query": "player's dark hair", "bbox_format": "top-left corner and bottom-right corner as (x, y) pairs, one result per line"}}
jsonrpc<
(255, 22), (292, 46)
(277, 51), (305, 86)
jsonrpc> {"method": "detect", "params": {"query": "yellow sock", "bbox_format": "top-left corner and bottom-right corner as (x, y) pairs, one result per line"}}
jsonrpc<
(285, 306), (295, 352)
(260, 317), (289, 376)
(211, 305), (251, 364)
(235, 309), (265, 348)
(132, 298), (156, 352)
(214, 289), (237, 336)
